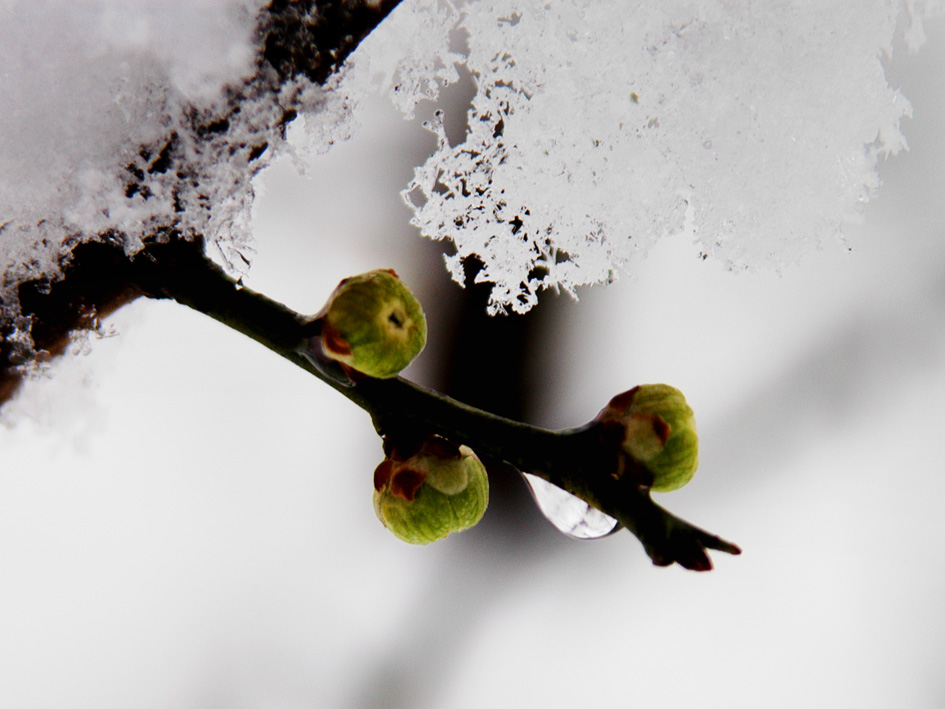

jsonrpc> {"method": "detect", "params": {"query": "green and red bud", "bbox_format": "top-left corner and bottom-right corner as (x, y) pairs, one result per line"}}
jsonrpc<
(597, 384), (698, 492)
(373, 435), (489, 545)
(310, 269), (427, 379)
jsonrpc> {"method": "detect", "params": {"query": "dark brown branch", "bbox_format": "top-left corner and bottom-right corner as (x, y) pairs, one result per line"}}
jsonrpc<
(132, 241), (741, 571)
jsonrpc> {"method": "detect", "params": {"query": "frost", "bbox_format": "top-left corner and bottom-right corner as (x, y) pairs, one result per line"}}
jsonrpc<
(347, 0), (943, 313)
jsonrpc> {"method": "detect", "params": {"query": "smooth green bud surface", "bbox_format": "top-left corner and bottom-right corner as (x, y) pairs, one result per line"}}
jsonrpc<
(318, 270), (427, 379)
(373, 438), (489, 545)
(599, 384), (698, 492)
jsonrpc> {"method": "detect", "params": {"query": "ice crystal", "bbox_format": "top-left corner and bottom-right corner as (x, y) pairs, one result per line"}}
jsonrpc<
(357, 0), (942, 312)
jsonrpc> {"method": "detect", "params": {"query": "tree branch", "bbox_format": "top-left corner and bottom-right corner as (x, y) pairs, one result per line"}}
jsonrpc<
(0, 1), (741, 570)
(132, 238), (741, 571)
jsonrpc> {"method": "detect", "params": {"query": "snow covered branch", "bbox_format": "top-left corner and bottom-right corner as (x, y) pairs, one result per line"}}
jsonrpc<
(1, 0), (402, 403)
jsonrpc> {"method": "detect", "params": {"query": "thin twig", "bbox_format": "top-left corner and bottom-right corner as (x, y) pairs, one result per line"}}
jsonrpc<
(135, 239), (740, 571)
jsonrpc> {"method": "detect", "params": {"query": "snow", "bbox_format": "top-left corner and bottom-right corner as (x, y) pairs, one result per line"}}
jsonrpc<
(1, 2), (261, 233)
(382, 0), (940, 311)
(2, 0), (943, 337)
(0, 0), (272, 349)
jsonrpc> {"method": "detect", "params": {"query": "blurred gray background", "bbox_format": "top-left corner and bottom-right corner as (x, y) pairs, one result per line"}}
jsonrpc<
(1, 16), (944, 709)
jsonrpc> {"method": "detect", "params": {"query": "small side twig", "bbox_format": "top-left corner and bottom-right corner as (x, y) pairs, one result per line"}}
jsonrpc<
(131, 239), (740, 571)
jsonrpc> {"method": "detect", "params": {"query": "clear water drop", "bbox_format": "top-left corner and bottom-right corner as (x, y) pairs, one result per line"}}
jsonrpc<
(521, 472), (620, 540)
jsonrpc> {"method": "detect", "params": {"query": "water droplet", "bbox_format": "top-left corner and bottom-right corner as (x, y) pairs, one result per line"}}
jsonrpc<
(521, 472), (620, 540)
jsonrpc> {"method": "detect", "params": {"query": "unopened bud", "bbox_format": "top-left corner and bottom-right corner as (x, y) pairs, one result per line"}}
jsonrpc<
(311, 269), (426, 379)
(597, 384), (698, 492)
(373, 436), (489, 545)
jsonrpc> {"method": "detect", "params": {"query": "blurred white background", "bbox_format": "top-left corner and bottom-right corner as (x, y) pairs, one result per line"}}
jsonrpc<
(1, 16), (944, 709)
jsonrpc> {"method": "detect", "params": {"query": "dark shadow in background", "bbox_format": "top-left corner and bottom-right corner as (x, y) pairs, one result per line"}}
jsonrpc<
(351, 245), (584, 708)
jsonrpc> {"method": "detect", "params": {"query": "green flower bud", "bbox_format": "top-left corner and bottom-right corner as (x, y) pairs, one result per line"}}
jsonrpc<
(597, 384), (698, 493)
(373, 436), (489, 545)
(314, 269), (427, 379)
